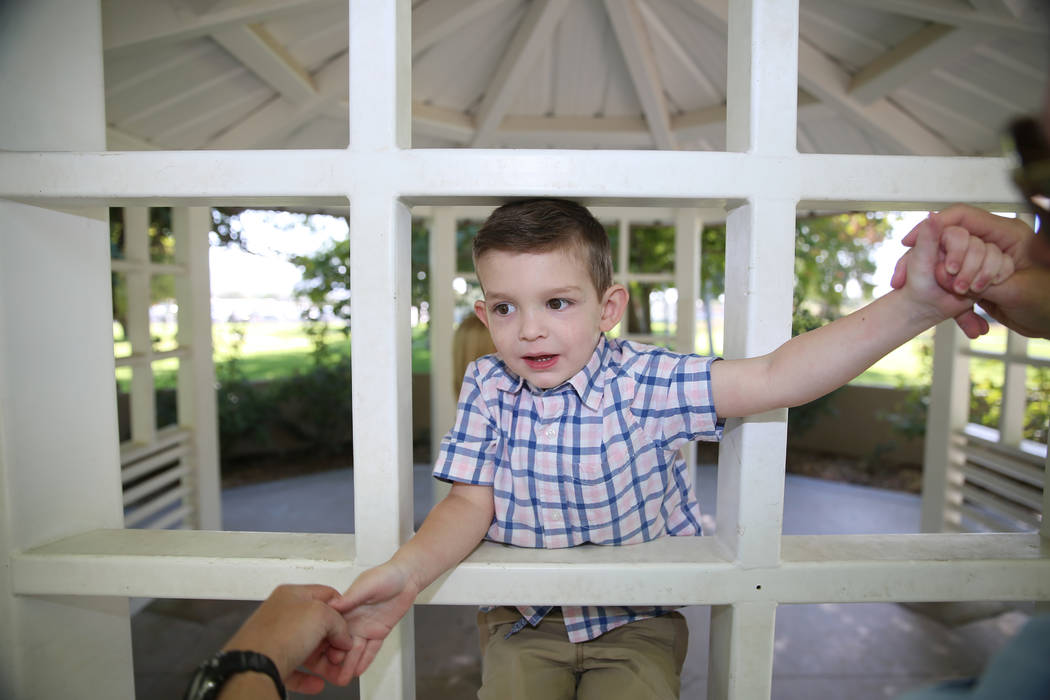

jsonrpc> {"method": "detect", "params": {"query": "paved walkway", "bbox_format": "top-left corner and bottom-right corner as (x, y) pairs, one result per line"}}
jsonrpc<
(132, 465), (1030, 699)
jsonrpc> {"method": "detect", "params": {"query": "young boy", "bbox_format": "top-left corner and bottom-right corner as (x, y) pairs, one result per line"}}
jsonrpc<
(331, 199), (1012, 698)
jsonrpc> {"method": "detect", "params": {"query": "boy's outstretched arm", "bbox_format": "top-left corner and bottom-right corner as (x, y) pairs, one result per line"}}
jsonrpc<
(329, 482), (494, 679)
(710, 221), (1008, 419)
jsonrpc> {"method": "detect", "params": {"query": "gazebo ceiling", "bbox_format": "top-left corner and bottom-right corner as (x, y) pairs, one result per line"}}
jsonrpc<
(102, 0), (1048, 157)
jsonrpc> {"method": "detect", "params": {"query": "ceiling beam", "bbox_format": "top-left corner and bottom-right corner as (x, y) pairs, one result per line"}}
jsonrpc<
(104, 0), (343, 53)
(849, 23), (978, 104)
(833, 0), (1047, 36)
(603, 0), (677, 150)
(471, 0), (571, 146)
(636, 0), (720, 103)
(207, 57), (346, 148)
(412, 102), (475, 144)
(799, 40), (955, 155)
(969, 0), (1025, 18)
(688, 0), (954, 155)
(413, 0), (508, 58)
(211, 24), (317, 104)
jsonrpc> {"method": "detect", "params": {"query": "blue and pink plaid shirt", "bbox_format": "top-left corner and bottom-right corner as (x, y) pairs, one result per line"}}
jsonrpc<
(434, 335), (723, 642)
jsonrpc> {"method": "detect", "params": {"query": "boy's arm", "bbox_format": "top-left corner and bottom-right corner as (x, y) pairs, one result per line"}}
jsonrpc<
(710, 220), (999, 418)
(329, 481), (494, 679)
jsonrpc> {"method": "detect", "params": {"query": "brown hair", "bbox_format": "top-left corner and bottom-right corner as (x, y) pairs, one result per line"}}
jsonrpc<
(472, 199), (613, 294)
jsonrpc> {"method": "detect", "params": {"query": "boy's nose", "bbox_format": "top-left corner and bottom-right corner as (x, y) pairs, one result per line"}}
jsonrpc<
(518, 310), (547, 340)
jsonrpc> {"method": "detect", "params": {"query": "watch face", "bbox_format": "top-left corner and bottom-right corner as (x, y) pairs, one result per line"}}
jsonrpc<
(184, 667), (221, 700)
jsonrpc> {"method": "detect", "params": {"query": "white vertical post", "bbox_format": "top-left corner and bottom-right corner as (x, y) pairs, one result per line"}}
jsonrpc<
(674, 209), (701, 354)
(0, 2), (133, 698)
(676, 208), (701, 473)
(712, 1), (798, 698)
(348, 2), (415, 697)
(174, 207), (221, 530)
(709, 602), (778, 699)
(998, 331), (1028, 448)
(617, 218), (630, 333)
(921, 321), (970, 532)
(429, 208), (457, 506)
(124, 207), (156, 445)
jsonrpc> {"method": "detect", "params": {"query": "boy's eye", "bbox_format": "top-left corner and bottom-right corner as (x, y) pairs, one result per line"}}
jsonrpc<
(547, 298), (571, 311)
(492, 302), (515, 316)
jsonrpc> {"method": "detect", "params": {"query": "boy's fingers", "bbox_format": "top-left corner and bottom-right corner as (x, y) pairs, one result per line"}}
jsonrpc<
(940, 225), (970, 275)
(952, 235), (987, 294)
(970, 244), (1003, 293)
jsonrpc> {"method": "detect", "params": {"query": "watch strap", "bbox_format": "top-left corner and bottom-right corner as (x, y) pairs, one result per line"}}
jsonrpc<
(183, 649), (286, 700)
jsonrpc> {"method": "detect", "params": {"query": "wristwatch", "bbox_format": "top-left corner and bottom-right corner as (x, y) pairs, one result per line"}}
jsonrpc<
(183, 650), (286, 700)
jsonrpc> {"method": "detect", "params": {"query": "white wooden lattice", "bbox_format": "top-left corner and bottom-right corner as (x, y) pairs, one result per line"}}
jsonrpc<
(1, 2), (1048, 699)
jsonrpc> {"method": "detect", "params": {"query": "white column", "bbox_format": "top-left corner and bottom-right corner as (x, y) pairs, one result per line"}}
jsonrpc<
(711, 1), (798, 698)
(0, 2), (133, 697)
(920, 321), (970, 533)
(429, 208), (457, 506)
(709, 602), (778, 700)
(174, 207), (221, 530)
(124, 207), (156, 446)
(998, 331), (1028, 448)
(348, 2), (415, 698)
(675, 208), (702, 473)
(674, 209), (701, 354)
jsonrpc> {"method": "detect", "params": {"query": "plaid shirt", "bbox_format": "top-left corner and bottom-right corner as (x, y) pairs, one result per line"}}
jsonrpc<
(434, 336), (723, 642)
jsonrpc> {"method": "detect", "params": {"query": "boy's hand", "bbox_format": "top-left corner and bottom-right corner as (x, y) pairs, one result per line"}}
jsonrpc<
(327, 562), (421, 679)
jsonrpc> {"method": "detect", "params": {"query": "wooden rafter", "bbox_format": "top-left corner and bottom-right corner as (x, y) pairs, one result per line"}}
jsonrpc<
(849, 23), (978, 104)
(603, 0), (677, 150)
(471, 0), (571, 146)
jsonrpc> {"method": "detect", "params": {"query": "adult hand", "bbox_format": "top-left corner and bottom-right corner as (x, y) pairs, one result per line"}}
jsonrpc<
(219, 584), (356, 697)
(892, 205), (1050, 338)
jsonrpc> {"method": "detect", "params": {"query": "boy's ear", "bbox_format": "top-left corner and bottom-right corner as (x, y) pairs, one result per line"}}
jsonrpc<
(473, 299), (489, 328)
(598, 284), (629, 332)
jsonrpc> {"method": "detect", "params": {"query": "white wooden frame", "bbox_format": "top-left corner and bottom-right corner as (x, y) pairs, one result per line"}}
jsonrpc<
(113, 206), (221, 532)
(1, 1), (1047, 699)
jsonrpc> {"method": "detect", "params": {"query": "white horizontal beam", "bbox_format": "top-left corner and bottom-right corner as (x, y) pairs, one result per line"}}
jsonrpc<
(13, 529), (1050, 605)
(0, 150), (1020, 209)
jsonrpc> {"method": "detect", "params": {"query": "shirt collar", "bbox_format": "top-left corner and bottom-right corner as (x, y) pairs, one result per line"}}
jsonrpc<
(494, 335), (610, 411)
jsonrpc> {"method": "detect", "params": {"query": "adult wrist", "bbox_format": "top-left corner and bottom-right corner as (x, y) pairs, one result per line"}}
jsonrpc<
(183, 650), (286, 700)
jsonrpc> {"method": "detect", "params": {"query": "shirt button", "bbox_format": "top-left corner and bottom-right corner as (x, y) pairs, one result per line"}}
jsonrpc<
(545, 428), (556, 438)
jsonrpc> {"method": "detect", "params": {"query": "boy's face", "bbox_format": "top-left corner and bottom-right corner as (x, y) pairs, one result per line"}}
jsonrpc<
(474, 248), (627, 389)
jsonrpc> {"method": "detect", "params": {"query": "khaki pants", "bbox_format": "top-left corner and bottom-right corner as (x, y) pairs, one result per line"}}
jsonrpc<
(476, 607), (689, 700)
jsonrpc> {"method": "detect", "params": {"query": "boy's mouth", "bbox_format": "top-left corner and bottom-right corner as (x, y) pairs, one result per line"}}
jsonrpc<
(523, 354), (558, 370)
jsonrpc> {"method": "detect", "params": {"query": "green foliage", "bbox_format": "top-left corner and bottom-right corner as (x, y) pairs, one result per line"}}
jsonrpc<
(214, 323), (273, 454)
(289, 218), (430, 327)
(794, 213), (890, 317)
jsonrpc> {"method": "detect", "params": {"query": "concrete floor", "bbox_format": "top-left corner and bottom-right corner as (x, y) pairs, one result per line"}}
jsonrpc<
(132, 465), (1031, 699)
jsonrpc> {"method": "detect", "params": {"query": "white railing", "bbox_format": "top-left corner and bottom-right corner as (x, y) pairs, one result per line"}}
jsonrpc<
(1, 2), (1048, 700)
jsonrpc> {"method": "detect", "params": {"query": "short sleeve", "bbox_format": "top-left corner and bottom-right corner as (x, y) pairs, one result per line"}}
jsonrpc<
(659, 354), (723, 449)
(433, 360), (500, 485)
